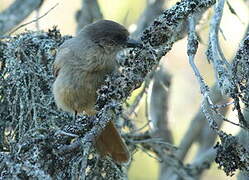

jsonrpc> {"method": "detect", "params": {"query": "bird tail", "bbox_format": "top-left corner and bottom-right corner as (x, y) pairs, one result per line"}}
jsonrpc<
(95, 121), (130, 163)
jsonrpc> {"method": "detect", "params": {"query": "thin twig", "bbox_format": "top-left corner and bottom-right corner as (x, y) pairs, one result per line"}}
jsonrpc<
(213, 101), (233, 109)
(9, 3), (59, 35)
(221, 116), (246, 129)
(208, 0), (233, 96)
(126, 71), (154, 116)
(130, 120), (151, 133)
(138, 145), (162, 162)
(187, 15), (219, 132)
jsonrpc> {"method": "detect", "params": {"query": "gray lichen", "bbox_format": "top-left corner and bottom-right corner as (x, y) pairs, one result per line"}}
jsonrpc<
(215, 132), (249, 176)
(0, 0), (217, 179)
(232, 34), (249, 108)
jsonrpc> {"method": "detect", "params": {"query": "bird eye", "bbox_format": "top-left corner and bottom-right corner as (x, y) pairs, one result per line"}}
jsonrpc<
(115, 34), (126, 44)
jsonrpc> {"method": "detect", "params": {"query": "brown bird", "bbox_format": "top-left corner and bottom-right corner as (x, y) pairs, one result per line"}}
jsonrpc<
(52, 20), (141, 163)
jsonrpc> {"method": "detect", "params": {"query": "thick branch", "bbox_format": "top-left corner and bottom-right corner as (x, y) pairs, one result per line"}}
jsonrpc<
(132, 0), (165, 37)
(92, 0), (216, 151)
(76, 0), (103, 32)
(0, 0), (216, 179)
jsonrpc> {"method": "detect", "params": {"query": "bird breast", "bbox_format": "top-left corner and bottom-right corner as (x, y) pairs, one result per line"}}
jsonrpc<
(53, 59), (116, 115)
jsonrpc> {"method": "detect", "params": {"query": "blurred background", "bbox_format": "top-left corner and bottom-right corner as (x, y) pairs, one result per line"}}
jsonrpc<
(1, 0), (248, 179)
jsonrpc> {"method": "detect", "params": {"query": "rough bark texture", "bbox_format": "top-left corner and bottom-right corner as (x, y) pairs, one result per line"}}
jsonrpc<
(0, 0), (217, 179)
(2, 0), (249, 179)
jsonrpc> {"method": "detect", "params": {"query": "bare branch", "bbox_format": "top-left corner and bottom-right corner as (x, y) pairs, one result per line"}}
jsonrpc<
(147, 66), (172, 142)
(76, 0), (103, 32)
(206, 0), (235, 101)
(0, 0), (44, 35)
(8, 3), (58, 35)
(132, 0), (165, 37)
(0, 0), (216, 179)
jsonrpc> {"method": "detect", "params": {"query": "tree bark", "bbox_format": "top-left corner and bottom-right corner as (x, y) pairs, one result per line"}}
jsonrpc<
(76, 0), (103, 32)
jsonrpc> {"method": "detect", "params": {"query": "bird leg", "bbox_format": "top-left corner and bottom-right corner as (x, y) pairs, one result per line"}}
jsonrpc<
(74, 111), (78, 121)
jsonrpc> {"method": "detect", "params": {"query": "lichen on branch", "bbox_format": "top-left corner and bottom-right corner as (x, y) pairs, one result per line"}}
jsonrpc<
(0, 0), (216, 179)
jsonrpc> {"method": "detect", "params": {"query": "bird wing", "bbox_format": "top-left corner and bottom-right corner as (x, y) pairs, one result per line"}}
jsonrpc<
(53, 38), (109, 77)
(52, 47), (73, 77)
(74, 43), (107, 72)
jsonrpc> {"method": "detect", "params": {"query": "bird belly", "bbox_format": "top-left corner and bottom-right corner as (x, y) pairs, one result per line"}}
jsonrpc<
(53, 75), (96, 114)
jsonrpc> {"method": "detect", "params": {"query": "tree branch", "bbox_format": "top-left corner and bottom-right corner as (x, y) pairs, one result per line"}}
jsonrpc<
(0, 0), (216, 179)
(76, 0), (103, 32)
(0, 0), (44, 35)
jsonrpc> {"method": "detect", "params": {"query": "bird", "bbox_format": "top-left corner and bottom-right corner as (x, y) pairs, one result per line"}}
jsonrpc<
(52, 20), (141, 163)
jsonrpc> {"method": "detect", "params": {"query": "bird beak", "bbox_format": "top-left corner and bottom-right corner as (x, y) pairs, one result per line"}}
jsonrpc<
(126, 38), (143, 48)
